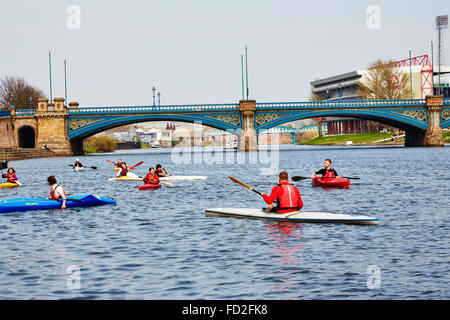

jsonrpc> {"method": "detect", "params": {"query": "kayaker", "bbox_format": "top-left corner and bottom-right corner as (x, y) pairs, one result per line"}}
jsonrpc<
(47, 175), (67, 209)
(2, 167), (18, 183)
(116, 162), (129, 177)
(312, 159), (340, 179)
(261, 171), (303, 213)
(143, 167), (160, 185)
(116, 159), (123, 168)
(155, 164), (169, 177)
(74, 159), (83, 168)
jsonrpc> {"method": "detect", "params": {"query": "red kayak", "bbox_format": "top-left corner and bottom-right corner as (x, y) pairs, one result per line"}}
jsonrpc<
(311, 176), (350, 189)
(139, 183), (161, 190)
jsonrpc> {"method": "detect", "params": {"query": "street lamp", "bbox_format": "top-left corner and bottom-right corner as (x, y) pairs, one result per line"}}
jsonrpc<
(152, 86), (156, 106)
(157, 91), (161, 106)
(29, 96), (32, 108)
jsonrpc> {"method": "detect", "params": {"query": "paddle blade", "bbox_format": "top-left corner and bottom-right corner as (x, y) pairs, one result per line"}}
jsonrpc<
(292, 176), (308, 182)
(228, 176), (262, 196)
(106, 159), (116, 164)
(90, 166), (98, 170)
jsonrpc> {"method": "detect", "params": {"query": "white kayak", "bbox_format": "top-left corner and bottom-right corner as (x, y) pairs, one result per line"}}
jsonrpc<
(74, 166), (84, 172)
(107, 175), (207, 181)
(204, 208), (379, 225)
(159, 175), (207, 181)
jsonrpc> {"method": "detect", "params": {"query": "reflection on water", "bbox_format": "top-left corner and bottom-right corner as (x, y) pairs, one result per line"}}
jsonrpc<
(265, 222), (306, 299)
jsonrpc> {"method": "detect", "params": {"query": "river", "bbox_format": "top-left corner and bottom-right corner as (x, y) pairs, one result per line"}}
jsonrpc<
(0, 145), (448, 299)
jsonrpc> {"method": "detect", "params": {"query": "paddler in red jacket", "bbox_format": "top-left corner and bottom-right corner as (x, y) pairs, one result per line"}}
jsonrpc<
(116, 162), (129, 177)
(261, 171), (303, 213)
(312, 159), (339, 179)
(143, 167), (160, 185)
(2, 167), (18, 183)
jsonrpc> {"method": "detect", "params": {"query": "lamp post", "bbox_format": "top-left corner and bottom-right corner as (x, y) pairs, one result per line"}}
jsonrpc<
(152, 86), (156, 106)
(29, 96), (32, 108)
(157, 91), (161, 106)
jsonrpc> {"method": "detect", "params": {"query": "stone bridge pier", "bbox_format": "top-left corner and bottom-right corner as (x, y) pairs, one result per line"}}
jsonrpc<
(405, 95), (444, 147)
(238, 100), (258, 151)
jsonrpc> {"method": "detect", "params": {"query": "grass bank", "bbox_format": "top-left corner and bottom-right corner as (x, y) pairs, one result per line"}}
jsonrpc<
(298, 132), (403, 145)
(444, 130), (450, 143)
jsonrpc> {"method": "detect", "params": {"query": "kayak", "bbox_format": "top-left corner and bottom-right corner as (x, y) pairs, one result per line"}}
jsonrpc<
(205, 208), (379, 225)
(108, 172), (142, 181)
(114, 167), (120, 171)
(108, 176), (143, 181)
(139, 183), (161, 190)
(0, 194), (116, 214)
(159, 176), (207, 181)
(74, 166), (84, 172)
(0, 181), (22, 189)
(311, 176), (350, 189)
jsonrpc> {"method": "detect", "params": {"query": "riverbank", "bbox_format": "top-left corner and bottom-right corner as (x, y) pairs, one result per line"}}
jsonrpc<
(0, 147), (56, 161)
(297, 132), (405, 146)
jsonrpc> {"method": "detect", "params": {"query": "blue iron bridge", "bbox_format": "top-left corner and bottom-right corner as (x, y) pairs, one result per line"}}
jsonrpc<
(9, 98), (450, 140)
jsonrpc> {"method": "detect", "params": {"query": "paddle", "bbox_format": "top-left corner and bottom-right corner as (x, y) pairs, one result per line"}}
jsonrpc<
(160, 181), (174, 188)
(130, 161), (143, 170)
(106, 159), (116, 165)
(229, 176), (262, 196)
(68, 165), (97, 170)
(292, 175), (360, 181)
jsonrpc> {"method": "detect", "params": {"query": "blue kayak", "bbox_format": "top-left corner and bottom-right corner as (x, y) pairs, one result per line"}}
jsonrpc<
(0, 194), (116, 214)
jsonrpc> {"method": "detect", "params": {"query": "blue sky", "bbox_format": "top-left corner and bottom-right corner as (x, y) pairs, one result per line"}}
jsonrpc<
(1, 0), (449, 106)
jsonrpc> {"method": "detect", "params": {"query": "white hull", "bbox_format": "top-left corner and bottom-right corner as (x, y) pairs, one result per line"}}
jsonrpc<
(205, 208), (379, 225)
(159, 176), (207, 181)
(74, 166), (84, 172)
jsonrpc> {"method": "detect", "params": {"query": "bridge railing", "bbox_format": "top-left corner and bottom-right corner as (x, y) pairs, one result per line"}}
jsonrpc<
(255, 99), (427, 109)
(443, 98), (450, 105)
(68, 103), (240, 114)
(0, 109), (11, 118)
(14, 109), (36, 116)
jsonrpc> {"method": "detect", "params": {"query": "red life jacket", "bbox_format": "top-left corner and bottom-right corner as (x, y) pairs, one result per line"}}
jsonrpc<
(155, 168), (166, 176)
(5, 173), (17, 183)
(324, 168), (335, 178)
(120, 167), (129, 177)
(50, 185), (65, 200)
(144, 173), (159, 184)
(276, 183), (302, 213)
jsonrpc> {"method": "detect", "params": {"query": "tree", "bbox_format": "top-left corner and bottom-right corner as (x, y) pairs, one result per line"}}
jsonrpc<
(308, 92), (324, 136)
(0, 76), (46, 109)
(357, 59), (412, 100)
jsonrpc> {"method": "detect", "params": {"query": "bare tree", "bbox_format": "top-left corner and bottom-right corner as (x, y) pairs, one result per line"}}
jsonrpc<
(308, 92), (324, 136)
(0, 76), (46, 109)
(357, 59), (412, 100)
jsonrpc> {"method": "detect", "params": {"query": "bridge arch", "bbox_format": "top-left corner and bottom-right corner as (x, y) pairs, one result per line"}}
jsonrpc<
(68, 114), (241, 141)
(17, 125), (36, 148)
(255, 110), (428, 133)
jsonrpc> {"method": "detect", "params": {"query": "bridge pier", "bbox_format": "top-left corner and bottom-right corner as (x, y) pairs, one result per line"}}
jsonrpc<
(238, 100), (258, 151)
(35, 98), (72, 156)
(405, 96), (444, 147)
(424, 96), (444, 147)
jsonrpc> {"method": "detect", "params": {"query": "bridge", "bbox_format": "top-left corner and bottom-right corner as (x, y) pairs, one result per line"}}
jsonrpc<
(0, 96), (448, 155)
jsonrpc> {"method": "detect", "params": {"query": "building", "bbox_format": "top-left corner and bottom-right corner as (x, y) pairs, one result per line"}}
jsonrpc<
(310, 54), (450, 134)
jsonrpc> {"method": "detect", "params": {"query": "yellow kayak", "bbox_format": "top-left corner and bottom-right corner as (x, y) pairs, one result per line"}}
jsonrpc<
(114, 167), (120, 171)
(0, 181), (22, 189)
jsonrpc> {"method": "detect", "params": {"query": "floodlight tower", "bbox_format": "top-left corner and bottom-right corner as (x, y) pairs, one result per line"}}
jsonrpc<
(436, 15), (448, 94)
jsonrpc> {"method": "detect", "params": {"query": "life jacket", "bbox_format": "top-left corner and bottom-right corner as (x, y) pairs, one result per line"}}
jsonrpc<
(5, 173), (17, 183)
(120, 167), (129, 177)
(50, 185), (65, 200)
(324, 168), (335, 178)
(276, 183), (301, 213)
(144, 173), (159, 184)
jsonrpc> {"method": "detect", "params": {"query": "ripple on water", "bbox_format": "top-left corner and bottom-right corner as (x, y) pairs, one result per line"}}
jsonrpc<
(0, 146), (449, 299)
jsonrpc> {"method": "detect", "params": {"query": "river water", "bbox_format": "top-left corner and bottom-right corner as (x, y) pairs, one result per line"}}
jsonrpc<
(0, 145), (448, 299)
